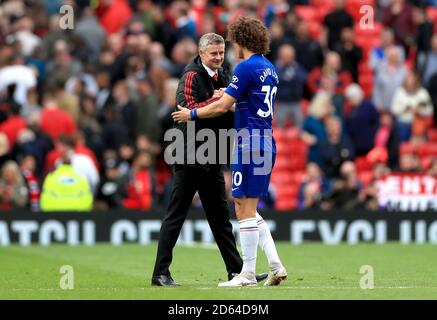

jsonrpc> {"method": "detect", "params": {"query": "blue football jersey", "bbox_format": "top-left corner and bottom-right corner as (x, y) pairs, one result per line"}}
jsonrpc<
(225, 54), (278, 153)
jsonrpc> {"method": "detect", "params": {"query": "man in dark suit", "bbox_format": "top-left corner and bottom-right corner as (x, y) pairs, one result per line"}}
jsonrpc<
(151, 33), (267, 286)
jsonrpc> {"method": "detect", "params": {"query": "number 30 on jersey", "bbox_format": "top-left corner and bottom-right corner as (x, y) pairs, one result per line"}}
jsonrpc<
(258, 85), (277, 118)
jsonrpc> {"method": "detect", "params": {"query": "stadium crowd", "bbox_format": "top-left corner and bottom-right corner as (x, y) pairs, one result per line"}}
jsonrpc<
(0, 0), (437, 212)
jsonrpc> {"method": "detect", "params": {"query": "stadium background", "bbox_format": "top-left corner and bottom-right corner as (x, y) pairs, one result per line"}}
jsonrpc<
(1, 0), (437, 213)
(0, 0), (435, 212)
(1, 0), (437, 300)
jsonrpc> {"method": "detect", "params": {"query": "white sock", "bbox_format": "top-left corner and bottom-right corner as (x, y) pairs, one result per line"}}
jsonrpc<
(239, 217), (259, 274)
(256, 212), (282, 271)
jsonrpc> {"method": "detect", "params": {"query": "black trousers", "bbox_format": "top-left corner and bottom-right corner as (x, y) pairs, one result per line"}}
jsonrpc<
(152, 165), (243, 278)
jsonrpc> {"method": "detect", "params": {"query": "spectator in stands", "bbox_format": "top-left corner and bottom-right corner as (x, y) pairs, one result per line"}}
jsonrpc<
(45, 40), (83, 87)
(96, 150), (123, 209)
(427, 72), (437, 128)
(78, 94), (104, 160)
(318, 115), (355, 178)
(369, 28), (405, 72)
(322, 0), (354, 51)
(413, 6), (434, 73)
(119, 150), (154, 210)
(21, 87), (40, 119)
(135, 74), (161, 143)
(382, 0), (417, 54)
(291, 19), (324, 73)
(13, 15), (41, 58)
(40, 147), (93, 212)
(0, 84), (21, 124)
(427, 158), (437, 177)
(266, 19), (291, 64)
(18, 154), (40, 212)
(0, 160), (28, 209)
(17, 112), (53, 177)
(41, 15), (69, 59)
(0, 97), (26, 154)
(301, 93), (333, 166)
(160, 0), (197, 57)
(101, 105), (130, 151)
(40, 89), (77, 142)
(96, 0), (133, 35)
(158, 78), (179, 151)
(344, 84), (379, 156)
(399, 151), (422, 172)
(112, 80), (136, 141)
(422, 35), (437, 87)
(374, 111), (401, 169)
(73, 6), (105, 64)
(263, 0), (290, 28)
(0, 54), (37, 106)
(44, 134), (99, 193)
(324, 161), (362, 210)
(54, 78), (81, 124)
(307, 51), (353, 96)
(372, 46), (408, 112)
(317, 71), (345, 117)
(334, 27), (362, 82)
(391, 71), (433, 142)
(297, 162), (331, 209)
(360, 161), (391, 211)
(275, 44), (308, 128)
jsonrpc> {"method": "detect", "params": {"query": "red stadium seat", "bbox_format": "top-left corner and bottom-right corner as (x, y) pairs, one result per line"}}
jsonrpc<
(284, 127), (301, 141)
(273, 129), (286, 143)
(309, 0), (334, 8)
(308, 21), (322, 40)
(356, 36), (381, 54)
(289, 158), (306, 171)
(276, 185), (298, 199)
(421, 156), (434, 170)
(291, 171), (307, 185)
(294, 5), (318, 22)
(418, 143), (437, 157)
(275, 198), (297, 211)
(358, 73), (373, 98)
(271, 171), (293, 185)
(354, 22), (383, 38)
(428, 129), (437, 142)
(400, 143), (415, 155)
(346, 0), (376, 21)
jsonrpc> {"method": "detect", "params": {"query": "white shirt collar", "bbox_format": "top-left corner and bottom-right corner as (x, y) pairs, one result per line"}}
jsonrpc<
(202, 63), (218, 78)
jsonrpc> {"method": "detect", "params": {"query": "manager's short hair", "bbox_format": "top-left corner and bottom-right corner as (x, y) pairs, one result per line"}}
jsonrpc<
(198, 33), (225, 51)
(227, 16), (270, 55)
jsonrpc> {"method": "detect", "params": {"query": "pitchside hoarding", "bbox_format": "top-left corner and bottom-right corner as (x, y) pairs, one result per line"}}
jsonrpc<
(377, 173), (437, 211)
(1, 209), (437, 245)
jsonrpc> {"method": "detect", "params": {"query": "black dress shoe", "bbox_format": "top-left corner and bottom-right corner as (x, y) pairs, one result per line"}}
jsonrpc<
(228, 272), (269, 282)
(151, 275), (180, 287)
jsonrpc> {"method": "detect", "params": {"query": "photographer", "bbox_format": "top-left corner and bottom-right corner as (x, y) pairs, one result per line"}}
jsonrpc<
(391, 71), (433, 142)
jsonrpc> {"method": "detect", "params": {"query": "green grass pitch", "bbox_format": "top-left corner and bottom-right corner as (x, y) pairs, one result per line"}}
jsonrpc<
(1, 243), (437, 300)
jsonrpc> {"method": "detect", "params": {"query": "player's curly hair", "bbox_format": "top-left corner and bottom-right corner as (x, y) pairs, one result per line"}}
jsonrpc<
(227, 16), (270, 55)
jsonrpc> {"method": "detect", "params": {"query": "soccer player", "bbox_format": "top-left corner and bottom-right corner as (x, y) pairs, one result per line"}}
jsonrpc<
(172, 17), (287, 287)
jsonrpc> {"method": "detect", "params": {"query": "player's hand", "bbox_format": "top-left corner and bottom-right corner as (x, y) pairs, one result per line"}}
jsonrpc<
(172, 105), (191, 123)
(212, 89), (224, 99)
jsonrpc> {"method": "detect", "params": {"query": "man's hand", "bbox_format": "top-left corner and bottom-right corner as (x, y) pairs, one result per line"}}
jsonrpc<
(172, 105), (191, 123)
(212, 88), (225, 99)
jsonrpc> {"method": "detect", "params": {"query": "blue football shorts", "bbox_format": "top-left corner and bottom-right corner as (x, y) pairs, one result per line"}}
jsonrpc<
(231, 150), (276, 198)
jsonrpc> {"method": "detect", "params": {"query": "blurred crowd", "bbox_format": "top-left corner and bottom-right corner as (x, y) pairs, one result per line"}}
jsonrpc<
(0, 0), (436, 212)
